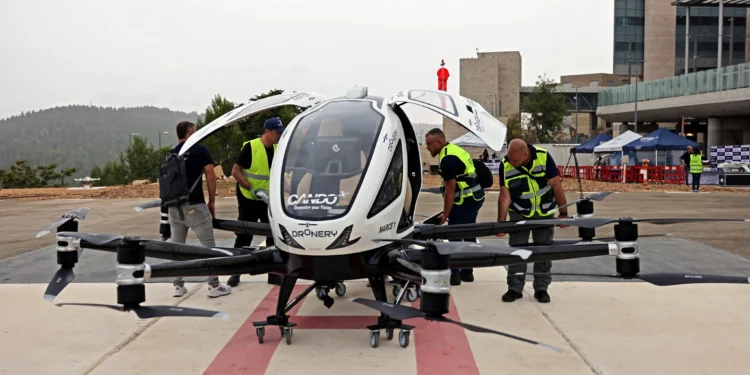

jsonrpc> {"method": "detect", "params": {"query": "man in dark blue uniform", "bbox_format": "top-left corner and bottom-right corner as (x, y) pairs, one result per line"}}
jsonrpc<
(425, 128), (485, 286)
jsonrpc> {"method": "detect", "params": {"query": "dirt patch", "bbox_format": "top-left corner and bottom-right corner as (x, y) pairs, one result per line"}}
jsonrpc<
(1, 176), (747, 201)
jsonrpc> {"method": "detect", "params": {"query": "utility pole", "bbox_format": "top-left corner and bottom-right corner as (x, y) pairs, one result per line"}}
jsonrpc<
(685, 6), (690, 75)
(576, 86), (581, 143)
(729, 17), (734, 65)
(718, 0), (724, 68)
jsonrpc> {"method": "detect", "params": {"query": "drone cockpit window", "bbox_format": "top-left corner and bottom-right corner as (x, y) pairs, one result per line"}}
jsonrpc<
(281, 100), (384, 220)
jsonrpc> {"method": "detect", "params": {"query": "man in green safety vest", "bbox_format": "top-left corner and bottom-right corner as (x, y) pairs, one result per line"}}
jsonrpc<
(689, 147), (707, 192)
(496, 139), (569, 303)
(425, 128), (485, 286)
(227, 117), (285, 287)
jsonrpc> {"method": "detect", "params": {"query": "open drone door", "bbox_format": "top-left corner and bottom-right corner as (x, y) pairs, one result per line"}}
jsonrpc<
(388, 89), (506, 151)
(179, 92), (326, 155)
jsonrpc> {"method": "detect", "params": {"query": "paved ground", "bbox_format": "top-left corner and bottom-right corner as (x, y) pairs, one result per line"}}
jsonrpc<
(2, 192), (750, 374)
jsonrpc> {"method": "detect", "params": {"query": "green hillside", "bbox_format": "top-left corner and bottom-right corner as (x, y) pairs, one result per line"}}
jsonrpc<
(0, 105), (200, 177)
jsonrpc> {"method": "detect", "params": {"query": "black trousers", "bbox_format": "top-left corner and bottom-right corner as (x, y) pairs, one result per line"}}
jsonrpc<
(685, 168), (690, 186)
(447, 197), (484, 276)
(234, 193), (274, 248)
(692, 173), (701, 190)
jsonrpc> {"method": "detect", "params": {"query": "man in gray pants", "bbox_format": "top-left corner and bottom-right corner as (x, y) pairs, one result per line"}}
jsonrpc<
(496, 139), (569, 303)
(167, 121), (231, 298)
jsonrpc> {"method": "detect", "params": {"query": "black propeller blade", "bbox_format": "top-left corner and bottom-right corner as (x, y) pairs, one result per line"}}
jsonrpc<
(581, 233), (672, 243)
(36, 207), (90, 238)
(517, 217), (750, 229)
(375, 238), (532, 260)
(43, 268), (75, 302)
(55, 302), (229, 320)
(515, 272), (750, 286)
(57, 231), (242, 258)
(351, 298), (563, 353)
(58, 232), (123, 246)
(134, 199), (162, 212)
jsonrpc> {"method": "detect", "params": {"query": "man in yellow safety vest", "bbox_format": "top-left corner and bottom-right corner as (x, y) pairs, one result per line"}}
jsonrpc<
(425, 128), (486, 286)
(689, 147), (707, 192)
(228, 117), (284, 287)
(496, 139), (569, 303)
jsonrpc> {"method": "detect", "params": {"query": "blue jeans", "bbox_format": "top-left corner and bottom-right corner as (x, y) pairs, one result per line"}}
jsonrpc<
(448, 197), (484, 276)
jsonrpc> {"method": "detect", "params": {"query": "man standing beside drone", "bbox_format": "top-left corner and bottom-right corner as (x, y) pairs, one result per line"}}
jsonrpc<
(497, 139), (569, 303)
(227, 117), (285, 287)
(425, 128), (485, 286)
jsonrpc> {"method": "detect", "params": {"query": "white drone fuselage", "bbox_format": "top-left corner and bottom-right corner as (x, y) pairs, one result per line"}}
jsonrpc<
(179, 87), (507, 259)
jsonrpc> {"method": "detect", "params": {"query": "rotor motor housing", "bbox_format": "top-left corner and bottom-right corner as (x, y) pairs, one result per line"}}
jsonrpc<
(576, 200), (595, 240)
(614, 223), (640, 277)
(419, 250), (450, 316)
(55, 220), (79, 268)
(116, 239), (147, 306)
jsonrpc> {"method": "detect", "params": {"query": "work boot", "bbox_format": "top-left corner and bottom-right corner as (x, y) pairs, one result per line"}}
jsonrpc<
(501, 290), (523, 302)
(459, 270), (474, 282)
(450, 271), (462, 286)
(227, 275), (240, 287)
(534, 290), (551, 303)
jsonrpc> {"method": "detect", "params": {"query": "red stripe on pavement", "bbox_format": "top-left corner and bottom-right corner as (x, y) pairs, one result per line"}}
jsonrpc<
(204, 285), (283, 375)
(205, 284), (478, 375)
(411, 297), (480, 375)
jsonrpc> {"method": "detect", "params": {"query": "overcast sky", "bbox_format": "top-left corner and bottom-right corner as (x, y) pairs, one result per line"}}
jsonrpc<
(0, 0), (614, 123)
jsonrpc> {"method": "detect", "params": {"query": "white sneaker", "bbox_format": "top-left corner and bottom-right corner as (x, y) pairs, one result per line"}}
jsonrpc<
(207, 283), (231, 298)
(173, 285), (188, 297)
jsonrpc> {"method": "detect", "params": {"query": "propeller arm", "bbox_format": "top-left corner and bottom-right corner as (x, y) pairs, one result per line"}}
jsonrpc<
(147, 249), (281, 279)
(414, 221), (553, 240)
(212, 218), (273, 238)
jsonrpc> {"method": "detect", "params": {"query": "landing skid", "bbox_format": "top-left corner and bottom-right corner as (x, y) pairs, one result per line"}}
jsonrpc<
(253, 278), (348, 345)
(366, 276), (415, 348)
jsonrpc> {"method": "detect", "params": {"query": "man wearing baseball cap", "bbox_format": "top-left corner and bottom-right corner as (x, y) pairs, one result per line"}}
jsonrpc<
(228, 117), (285, 286)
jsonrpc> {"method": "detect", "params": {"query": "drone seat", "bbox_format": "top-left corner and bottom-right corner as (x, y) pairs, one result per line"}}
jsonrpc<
(296, 119), (364, 207)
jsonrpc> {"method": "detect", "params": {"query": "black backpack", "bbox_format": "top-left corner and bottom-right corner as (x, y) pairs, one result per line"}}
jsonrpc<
(472, 159), (494, 189)
(159, 151), (202, 219)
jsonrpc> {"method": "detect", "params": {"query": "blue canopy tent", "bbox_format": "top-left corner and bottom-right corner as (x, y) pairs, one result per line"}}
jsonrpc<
(571, 133), (613, 153)
(622, 128), (700, 166)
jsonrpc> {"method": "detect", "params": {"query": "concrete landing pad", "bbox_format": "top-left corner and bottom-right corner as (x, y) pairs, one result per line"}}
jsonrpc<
(2, 236), (750, 374)
(0, 238), (259, 284)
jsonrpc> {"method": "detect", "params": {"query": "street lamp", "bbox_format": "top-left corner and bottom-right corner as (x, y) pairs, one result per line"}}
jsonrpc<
(572, 86), (579, 142)
(158, 131), (169, 148)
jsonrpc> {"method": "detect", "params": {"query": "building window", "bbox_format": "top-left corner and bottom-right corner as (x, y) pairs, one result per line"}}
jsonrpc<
(613, 0), (645, 77)
(674, 5), (747, 75)
(589, 81), (599, 87)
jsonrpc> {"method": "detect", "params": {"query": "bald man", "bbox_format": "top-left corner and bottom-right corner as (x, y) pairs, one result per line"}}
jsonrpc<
(496, 139), (568, 303)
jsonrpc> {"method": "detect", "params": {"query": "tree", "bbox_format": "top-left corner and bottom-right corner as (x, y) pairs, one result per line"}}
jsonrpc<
(522, 75), (569, 143)
(123, 134), (161, 182)
(90, 157), (130, 186)
(0, 160), (77, 188)
(505, 112), (538, 144)
(195, 90), (305, 173)
(196, 94), (244, 173)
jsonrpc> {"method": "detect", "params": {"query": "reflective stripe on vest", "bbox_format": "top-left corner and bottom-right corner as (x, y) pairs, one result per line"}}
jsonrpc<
(239, 138), (276, 200)
(438, 143), (483, 205)
(502, 147), (556, 218)
(689, 154), (704, 174)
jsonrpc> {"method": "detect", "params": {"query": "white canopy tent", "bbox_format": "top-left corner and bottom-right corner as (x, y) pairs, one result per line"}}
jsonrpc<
(593, 131), (642, 153)
(593, 130), (642, 167)
(451, 132), (506, 151)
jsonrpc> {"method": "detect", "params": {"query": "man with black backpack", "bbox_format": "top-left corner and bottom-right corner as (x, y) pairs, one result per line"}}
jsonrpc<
(160, 121), (232, 299)
(425, 128), (489, 286)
